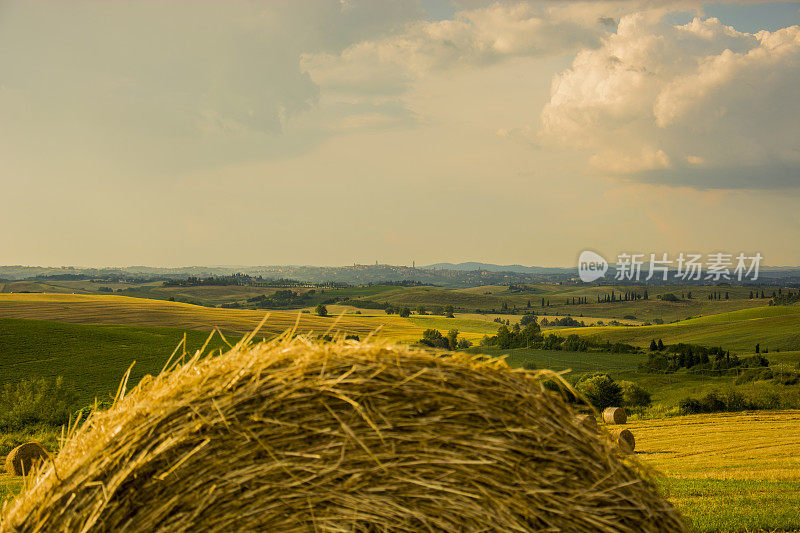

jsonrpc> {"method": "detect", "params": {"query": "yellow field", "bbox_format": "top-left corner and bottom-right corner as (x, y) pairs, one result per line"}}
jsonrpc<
(0, 293), (427, 340)
(455, 312), (642, 327)
(630, 410), (800, 480)
(0, 293), (494, 343)
(629, 411), (800, 531)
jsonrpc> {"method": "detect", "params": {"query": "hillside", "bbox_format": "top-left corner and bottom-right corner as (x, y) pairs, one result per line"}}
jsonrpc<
(0, 293), (423, 340)
(0, 318), (234, 404)
(557, 305), (800, 352)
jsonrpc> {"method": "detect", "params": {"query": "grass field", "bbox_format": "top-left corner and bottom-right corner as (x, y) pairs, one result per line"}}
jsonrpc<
(0, 280), (402, 308)
(628, 411), (800, 531)
(3, 280), (784, 326)
(471, 346), (647, 374)
(0, 317), (237, 404)
(558, 304), (800, 352)
(0, 297), (502, 404)
(382, 284), (777, 323)
(0, 293), (428, 341)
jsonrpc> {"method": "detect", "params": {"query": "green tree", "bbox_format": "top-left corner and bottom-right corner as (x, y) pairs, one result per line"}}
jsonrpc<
(649, 339), (658, 351)
(619, 381), (652, 408)
(443, 305), (455, 318)
(315, 303), (328, 317)
(420, 329), (449, 349)
(447, 329), (459, 350)
(495, 325), (513, 349)
(398, 307), (411, 318)
(416, 305), (427, 315)
(576, 373), (623, 410)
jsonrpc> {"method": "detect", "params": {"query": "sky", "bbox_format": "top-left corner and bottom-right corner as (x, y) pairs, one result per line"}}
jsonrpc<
(1, 0), (799, 268)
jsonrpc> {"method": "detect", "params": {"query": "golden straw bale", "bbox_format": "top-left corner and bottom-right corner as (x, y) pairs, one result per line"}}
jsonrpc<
(574, 413), (599, 432)
(1, 337), (684, 532)
(610, 428), (636, 454)
(603, 406), (628, 425)
(4, 442), (48, 477)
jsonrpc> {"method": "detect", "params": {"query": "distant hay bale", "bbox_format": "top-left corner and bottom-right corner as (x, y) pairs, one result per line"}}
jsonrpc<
(4, 442), (48, 477)
(610, 428), (636, 454)
(574, 413), (599, 432)
(0, 337), (685, 532)
(603, 406), (628, 424)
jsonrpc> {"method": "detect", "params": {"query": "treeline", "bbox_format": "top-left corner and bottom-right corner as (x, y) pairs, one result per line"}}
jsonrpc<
(373, 280), (433, 287)
(540, 316), (585, 327)
(595, 290), (648, 303)
(164, 274), (348, 289)
(480, 319), (637, 353)
(706, 291), (729, 300)
(771, 288), (800, 305)
(678, 389), (796, 415)
(385, 304), (456, 318)
(640, 341), (768, 373)
(417, 329), (472, 350)
(247, 290), (314, 309)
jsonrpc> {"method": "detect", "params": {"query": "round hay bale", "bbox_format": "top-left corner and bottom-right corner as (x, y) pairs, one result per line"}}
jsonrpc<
(603, 406), (628, 424)
(5, 442), (48, 476)
(573, 413), (599, 432)
(610, 428), (636, 454)
(0, 338), (685, 532)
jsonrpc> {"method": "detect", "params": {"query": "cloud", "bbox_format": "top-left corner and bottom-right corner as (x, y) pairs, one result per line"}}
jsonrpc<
(0, 1), (422, 173)
(301, 2), (623, 127)
(538, 14), (800, 188)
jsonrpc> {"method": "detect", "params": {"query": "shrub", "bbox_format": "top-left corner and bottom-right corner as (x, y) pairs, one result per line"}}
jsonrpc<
(677, 388), (791, 414)
(734, 367), (773, 384)
(419, 329), (449, 349)
(576, 373), (623, 410)
(740, 355), (769, 368)
(772, 364), (800, 386)
(619, 381), (652, 408)
(0, 377), (79, 430)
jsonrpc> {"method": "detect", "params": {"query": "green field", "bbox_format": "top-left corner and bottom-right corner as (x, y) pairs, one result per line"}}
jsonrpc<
(667, 478), (800, 532)
(558, 304), (800, 352)
(0, 280), (402, 308)
(0, 317), (236, 405)
(629, 411), (800, 532)
(628, 411), (800, 531)
(471, 346), (646, 374)
(0, 293), (430, 342)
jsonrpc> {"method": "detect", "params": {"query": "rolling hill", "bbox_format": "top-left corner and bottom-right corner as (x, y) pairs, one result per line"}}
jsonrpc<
(557, 305), (800, 352)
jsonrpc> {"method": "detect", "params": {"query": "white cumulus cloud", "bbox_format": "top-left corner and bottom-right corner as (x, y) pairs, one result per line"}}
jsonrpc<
(539, 14), (800, 188)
